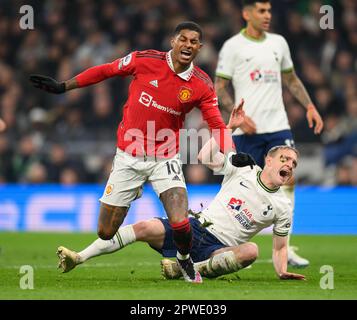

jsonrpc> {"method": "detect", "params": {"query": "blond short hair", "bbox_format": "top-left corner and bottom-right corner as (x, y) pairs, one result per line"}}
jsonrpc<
(266, 145), (299, 158)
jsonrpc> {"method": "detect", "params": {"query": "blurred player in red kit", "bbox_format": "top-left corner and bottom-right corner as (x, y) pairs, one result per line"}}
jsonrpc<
(30, 21), (234, 283)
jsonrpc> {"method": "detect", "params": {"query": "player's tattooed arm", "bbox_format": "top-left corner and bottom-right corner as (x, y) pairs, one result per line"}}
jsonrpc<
(214, 77), (235, 112)
(282, 70), (312, 107)
(282, 70), (324, 134)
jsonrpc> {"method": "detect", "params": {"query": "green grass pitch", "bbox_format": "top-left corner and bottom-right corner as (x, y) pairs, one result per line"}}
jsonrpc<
(0, 233), (356, 300)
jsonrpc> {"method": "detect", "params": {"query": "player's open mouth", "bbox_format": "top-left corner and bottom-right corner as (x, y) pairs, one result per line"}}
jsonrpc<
(279, 169), (291, 178)
(180, 50), (192, 59)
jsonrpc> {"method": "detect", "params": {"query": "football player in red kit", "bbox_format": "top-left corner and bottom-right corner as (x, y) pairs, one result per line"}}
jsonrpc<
(30, 21), (234, 283)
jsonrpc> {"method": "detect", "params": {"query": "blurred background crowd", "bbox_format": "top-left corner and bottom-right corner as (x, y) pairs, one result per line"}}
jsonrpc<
(0, 0), (356, 186)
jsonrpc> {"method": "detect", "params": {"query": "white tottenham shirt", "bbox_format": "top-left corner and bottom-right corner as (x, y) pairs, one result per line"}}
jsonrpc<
(199, 153), (292, 247)
(216, 29), (294, 135)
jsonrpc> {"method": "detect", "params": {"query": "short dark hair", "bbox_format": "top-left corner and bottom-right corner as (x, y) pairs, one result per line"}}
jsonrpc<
(242, 0), (270, 8)
(174, 21), (203, 41)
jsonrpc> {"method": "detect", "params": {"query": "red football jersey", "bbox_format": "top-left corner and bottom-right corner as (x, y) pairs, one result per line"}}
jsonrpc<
(75, 50), (232, 158)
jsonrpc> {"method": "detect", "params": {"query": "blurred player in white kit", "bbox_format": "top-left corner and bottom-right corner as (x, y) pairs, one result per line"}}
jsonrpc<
(215, 0), (324, 267)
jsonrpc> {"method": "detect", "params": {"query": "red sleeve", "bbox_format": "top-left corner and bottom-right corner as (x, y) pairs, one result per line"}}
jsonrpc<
(75, 52), (137, 88)
(199, 87), (235, 154)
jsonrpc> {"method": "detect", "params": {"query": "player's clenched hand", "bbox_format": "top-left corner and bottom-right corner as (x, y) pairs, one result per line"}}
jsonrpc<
(227, 99), (245, 131)
(279, 272), (306, 280)
(240, 115), (256, 135)
(230, 152), (256, 169)
(29, 74), (66, 94)
(306, 104), (324, 134)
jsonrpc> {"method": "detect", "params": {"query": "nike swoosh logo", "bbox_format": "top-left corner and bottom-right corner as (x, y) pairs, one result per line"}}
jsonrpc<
(240, 181), (249, 189)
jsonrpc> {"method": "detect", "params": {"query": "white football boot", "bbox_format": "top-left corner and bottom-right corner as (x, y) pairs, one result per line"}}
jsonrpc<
(288, 246), (309, 268)
(57, 246), (81, 273)
(161, 259), (182, 279)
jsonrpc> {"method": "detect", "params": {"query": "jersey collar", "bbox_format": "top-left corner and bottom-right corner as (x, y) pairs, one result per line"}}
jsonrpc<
(166, 50), (194, 81)
(240, 28), (266, 42)
(257, 171), (279, 193)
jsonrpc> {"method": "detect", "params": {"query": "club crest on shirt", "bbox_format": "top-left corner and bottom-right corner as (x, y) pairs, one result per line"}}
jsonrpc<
(105, 184), (114, 196)
(123, 53), (132, 66)
(178, 87), (193, 103)
(262, 204), (273, 216)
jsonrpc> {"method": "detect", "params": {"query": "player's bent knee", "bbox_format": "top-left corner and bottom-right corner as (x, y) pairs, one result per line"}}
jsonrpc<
(133, 221), (152, 239)
(246, 242), (259, 260)
(239, 242), (258, 267)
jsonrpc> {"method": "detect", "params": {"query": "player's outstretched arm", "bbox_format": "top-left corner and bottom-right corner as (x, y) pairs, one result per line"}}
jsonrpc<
(282, 70), (324, 134)
(198, 100), (245, 170)
(272, 234), (306, 280)
(29, 74), (67, 94)
(214, 76), (235, 113)
(30, 58), (125, 94)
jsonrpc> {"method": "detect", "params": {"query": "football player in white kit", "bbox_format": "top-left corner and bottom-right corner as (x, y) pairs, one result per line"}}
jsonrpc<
(215, 0), (324, 267)
(57, 102), (305, 280)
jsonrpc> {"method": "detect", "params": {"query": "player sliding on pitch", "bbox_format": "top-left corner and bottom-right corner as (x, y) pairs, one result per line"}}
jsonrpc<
(57, 101), (305, 281)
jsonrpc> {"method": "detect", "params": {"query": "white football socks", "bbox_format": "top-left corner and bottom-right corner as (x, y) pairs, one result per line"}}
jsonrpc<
(176, 252), (190, 260)
(78, 225), (136, 262)
(194, 251), (242, 278)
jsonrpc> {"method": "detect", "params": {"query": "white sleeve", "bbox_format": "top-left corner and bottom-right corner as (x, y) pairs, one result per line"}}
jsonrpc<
(273, 209), (292, 237)
(216, 41), (235, 79)
(214, 151), (237, 176)
(280, 37), (294, 72)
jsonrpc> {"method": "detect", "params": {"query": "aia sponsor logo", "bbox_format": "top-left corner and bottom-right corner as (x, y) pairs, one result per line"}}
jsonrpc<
(227, 197), (244, 211)
(178, 87), (193, 103)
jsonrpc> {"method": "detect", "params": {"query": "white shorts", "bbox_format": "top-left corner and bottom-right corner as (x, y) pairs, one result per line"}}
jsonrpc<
(100, 148), (186, 207)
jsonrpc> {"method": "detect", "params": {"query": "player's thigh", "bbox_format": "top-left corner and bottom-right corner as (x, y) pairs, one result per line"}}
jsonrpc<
(149, 156), (188, 221)
(189, 219), (226, 262)
(149, 156), (186, 196)
(233, 134), (267, 168)
(133, 218), (166, 248)
(100, 149), (146, 208)
(148, 218), (177, 255)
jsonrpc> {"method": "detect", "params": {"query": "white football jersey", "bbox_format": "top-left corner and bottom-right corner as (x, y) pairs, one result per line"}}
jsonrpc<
(199, 153), (292, 246)
(216, 29), (294, 135)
